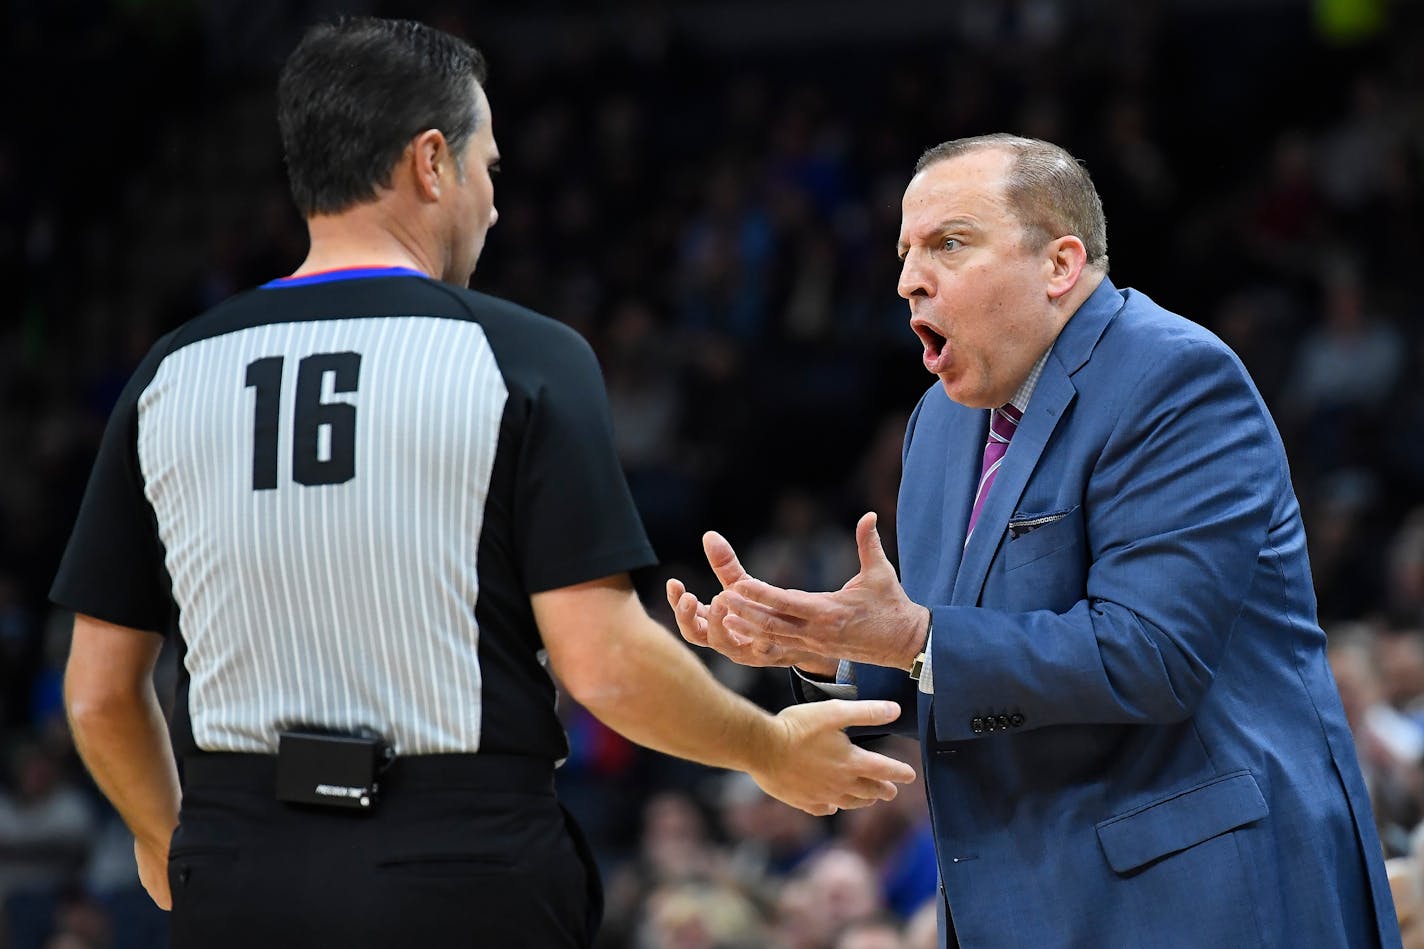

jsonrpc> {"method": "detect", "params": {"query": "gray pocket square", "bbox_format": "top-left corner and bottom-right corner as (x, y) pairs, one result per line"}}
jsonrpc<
(1008, 510), (1072, 540)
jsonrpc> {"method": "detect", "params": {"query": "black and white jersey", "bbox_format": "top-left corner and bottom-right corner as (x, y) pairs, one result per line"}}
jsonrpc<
(51, 267), (656, 761)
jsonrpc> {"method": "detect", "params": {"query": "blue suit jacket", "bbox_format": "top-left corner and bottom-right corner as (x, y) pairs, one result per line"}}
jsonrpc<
(814, 280), (1400, 948)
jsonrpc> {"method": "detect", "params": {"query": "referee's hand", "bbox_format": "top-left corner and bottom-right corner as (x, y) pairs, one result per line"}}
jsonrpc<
(135, 836), (172, 910)
(750, 699), (916, 816)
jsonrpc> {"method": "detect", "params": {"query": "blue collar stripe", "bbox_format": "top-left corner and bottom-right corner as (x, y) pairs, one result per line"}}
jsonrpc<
(260, 266), (427, 289)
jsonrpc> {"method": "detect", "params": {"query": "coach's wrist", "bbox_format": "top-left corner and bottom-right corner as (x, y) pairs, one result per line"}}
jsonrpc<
(897, 605), (932, 673)
(792, 656), (840, 680)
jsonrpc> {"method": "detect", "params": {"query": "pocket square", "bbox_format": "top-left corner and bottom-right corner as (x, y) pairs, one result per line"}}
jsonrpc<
(1008, 510), (1072, 540)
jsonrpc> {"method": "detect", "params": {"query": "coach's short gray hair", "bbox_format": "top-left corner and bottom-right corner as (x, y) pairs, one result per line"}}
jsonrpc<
(915, 134), (1109, 271)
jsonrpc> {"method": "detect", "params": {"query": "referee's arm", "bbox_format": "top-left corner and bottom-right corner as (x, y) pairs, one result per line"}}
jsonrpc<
(535, 573), (916, 816)
(64, 612), (180, 910)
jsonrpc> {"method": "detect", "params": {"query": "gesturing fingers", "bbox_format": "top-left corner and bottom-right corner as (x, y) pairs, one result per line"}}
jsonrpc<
(853, 511), (894, 575)
(731, 576), (834, 623)
(836, 791), (891, 810)
(814, 698), (905, 732)
(702, 531), (751, 591)
(848, 745), (918, 786)
(856, 776), (903, 802)
(666, 578), (710, 647)
(715, 590), (807, 642)
(705, 595), (756, 655)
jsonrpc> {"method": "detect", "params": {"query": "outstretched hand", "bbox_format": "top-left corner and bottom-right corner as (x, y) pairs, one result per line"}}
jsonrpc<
(751, 699), (917, 816)
(666, 531), (838, 676)
(717, 512), (929, 671)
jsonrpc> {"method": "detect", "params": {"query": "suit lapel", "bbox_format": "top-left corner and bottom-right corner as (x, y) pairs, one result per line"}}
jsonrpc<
(947, 278), (1126, 606)
(951, 366), (1076, 605)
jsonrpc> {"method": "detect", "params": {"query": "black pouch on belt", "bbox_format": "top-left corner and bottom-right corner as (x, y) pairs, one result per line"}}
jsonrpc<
(275, 728), (391, 812)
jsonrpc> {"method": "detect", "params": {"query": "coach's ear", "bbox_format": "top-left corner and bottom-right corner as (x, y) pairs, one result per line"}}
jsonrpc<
(1044, 234), (1087, 300)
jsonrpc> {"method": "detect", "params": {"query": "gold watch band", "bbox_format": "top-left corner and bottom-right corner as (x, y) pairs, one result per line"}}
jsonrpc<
(908, 651), (926, 680)
(907, 610), (932, 680)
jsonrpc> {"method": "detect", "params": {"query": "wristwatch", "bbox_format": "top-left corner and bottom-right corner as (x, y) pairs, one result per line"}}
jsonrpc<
(908, 651), (927, 680)
(907, 611), (932, 680)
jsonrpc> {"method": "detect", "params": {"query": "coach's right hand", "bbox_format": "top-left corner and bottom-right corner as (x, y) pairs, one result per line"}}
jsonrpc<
(667, 531), (840, 677)
(748, 699), (916, 816)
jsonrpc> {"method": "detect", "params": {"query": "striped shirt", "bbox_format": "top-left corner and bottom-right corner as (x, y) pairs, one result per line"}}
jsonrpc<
(52, 269), (655, 759)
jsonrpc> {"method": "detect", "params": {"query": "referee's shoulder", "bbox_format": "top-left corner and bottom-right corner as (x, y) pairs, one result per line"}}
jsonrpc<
(433, 283), (584, 339)
(428, 282), (601, 367)
(153, 286), (271, 359)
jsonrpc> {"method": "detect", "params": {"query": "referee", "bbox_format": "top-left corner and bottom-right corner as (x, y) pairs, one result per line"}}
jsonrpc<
(52, 17), (914, 949)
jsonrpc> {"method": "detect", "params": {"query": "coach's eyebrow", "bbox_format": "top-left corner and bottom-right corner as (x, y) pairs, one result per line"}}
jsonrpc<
(897, 218), (981, 259)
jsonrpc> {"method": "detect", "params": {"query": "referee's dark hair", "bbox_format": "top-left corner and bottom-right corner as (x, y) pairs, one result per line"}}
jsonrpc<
(278, 17), (488, 218)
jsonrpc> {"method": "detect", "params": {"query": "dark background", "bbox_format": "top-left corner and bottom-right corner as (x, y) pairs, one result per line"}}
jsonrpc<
(3, 1), (1424, 947)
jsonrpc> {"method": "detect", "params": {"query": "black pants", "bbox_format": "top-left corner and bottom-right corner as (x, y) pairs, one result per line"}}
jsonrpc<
(169, 753), (600, 949)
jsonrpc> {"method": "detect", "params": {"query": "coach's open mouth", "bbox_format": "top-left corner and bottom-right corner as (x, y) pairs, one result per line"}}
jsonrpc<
(912, 320), (949, 373)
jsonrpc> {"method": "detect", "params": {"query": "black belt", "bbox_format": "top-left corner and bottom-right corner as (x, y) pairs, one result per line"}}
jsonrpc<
(183, 752), (554, 794)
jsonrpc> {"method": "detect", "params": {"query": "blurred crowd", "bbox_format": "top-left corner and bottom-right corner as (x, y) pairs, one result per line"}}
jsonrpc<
(4, 0), (1424, 946)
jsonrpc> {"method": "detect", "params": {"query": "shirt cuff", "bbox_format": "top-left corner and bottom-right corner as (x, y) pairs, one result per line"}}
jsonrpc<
(917, 613), (934, 695)
(792, 661), (859, 700)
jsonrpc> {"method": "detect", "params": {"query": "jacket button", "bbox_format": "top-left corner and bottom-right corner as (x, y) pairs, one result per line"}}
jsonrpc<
(971, 717), (984, 733)
(1010, 713), (1025, 727)
(996, 715), (1010, 730)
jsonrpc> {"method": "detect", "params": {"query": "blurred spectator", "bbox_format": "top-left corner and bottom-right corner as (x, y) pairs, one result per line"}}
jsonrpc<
(676, 164), (776, 341)
(0, 574), (38, 731)
(1330, 622), (1424, 855)
(604, 791), (728, 946)
(1379, 630), (1424, 717)
(833, 915), (906, 949)
(716, 772), (829, 888)
(775, 847), (885, 949)
(0, 743), (96, 940)
(837, 738), (937, 919)
(1316, 75), (1401, 214)
(635, 879), (767, 949)
(1209, 288), (1296, 403)
(1243, 131), (1324, 281)
(1283, 258), (1406, 457)
(604, 297), (703, 553)
(745, 490), (860, 594)
(849, 412), (911, 568)
(902, 899), (940, 949)
(1303, 469), (1387, 622)
(637, 791), (721, 884)
(1389, 822), (1424, 949)
(1389, 510), (1424, 623)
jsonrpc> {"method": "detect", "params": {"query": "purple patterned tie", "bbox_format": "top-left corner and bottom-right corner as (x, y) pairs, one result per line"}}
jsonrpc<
(966, 403), (1023, 544)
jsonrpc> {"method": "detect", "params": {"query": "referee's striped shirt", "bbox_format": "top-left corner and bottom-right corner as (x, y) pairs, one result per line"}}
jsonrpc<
(51, 267), (656, 761)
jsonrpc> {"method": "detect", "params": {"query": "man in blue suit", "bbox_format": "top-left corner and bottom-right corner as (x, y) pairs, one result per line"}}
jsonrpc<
(668, 134), (1402, 947)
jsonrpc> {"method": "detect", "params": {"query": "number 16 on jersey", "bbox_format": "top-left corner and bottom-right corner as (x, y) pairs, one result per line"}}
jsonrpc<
(244, 352), (362, 490)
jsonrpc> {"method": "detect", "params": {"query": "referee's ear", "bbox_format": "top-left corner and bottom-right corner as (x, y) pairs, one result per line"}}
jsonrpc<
(407, 128), (453, 204)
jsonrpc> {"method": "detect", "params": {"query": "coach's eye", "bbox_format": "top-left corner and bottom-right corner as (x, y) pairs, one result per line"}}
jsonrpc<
(943, 238), (961, 252)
